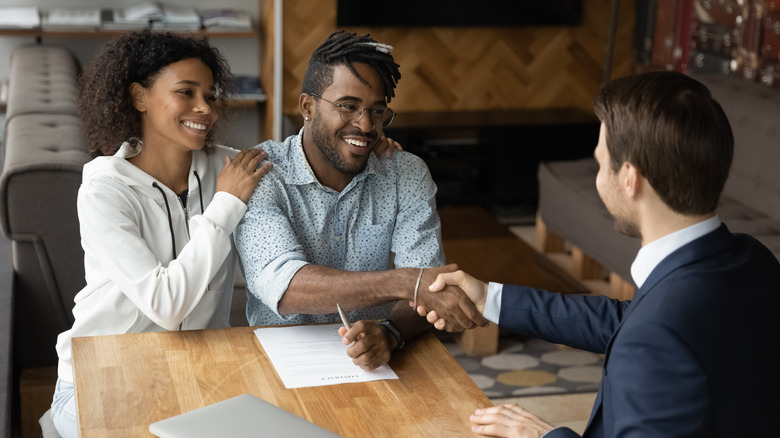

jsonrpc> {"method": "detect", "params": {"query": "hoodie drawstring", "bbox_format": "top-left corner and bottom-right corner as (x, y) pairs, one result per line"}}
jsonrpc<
(152, 172), (204, 262)
(193, 170), (205, 213)
(152, 182), (177, 260)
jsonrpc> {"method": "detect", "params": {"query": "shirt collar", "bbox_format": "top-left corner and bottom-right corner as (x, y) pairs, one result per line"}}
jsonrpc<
(286, 128), (382, 189)
(630, 215), (722, 288)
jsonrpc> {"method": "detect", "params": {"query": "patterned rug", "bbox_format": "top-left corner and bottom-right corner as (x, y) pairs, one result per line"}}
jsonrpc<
(436, 330), (604, 399)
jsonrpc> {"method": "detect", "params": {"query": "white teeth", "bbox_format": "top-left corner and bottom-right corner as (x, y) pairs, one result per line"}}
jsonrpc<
(183, 121), (208, 131)
(344, 138), (367, 147)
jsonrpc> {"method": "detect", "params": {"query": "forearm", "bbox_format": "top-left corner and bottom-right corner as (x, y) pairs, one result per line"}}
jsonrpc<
(278, 265), (419, 314)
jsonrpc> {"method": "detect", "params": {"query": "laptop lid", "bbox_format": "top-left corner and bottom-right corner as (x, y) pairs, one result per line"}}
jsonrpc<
(149, 394), (342, 438)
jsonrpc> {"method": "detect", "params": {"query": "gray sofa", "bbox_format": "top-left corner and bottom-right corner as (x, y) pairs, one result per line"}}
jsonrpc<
(537, 73), (780, 296)
(0, 43), (249, 437)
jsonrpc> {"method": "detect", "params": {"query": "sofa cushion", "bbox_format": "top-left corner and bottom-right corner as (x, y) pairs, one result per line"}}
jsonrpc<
(693, 74), (780, 221)
(5, 45), (79, 121)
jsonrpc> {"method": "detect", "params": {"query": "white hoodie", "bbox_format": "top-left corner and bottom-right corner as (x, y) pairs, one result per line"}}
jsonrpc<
(56, 141), (247, 383)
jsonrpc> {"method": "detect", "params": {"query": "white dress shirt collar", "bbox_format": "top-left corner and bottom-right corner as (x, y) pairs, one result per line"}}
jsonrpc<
(630, 215), (721, 288)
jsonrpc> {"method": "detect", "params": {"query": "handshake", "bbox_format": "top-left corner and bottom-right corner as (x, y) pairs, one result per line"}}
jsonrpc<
(410, 264), (491, 332)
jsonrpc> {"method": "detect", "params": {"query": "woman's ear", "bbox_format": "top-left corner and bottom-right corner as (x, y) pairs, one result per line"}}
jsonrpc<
(130, 82), (146, 112)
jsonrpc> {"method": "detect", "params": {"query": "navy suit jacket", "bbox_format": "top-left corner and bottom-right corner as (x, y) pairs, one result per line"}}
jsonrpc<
(498, 225), (780, 437)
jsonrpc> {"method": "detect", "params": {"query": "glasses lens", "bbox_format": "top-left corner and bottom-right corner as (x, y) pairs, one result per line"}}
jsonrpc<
(338, 106), (358, 123)
(381, 108), (395, 127)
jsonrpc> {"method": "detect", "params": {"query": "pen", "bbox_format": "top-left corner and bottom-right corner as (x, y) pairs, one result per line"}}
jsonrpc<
(336, 303), (351, 330)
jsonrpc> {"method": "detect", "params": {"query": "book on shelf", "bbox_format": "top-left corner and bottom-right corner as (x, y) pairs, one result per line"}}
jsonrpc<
(101, 2), (162, 30)
(0, 6), (41, 29)
(42, 8), (101, 31)
(230, 75), (266, 101)
(123, 2), (162, 22)
(199, 9), (252, 31)
(101, 9), (150, 30)
(152, 5), (201, 31)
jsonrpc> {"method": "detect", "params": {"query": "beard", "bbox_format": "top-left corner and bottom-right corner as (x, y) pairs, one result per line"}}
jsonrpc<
(599, 180), (642, 239)
(613, 216), (642, 239)
(310, 115), (376, 176)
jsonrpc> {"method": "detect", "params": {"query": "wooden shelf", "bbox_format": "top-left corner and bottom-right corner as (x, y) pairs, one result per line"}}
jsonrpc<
(0, 28), (256, 39)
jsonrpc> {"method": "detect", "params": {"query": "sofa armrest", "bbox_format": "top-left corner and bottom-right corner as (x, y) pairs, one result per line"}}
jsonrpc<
(0, 236), (13, 438)
(0, 113), (91, 367)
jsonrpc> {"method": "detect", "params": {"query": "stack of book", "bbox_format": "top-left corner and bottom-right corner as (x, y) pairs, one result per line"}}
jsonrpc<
(152, 5), (201, 31)
(102, 2), (162, 30)
(199, 9), (252, 32)
(0, 6), (41, 29)
(230, 75), (266, 101)
(42, 8), (101, 31)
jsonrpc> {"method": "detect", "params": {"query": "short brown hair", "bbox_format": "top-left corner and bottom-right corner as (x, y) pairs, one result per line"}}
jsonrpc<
(593, 71), (733, 215)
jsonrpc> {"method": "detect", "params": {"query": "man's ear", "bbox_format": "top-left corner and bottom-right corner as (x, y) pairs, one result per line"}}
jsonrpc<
(299, 93), (314, 122)
(130, 82), (146, 112)
(622, 162), (641, 199)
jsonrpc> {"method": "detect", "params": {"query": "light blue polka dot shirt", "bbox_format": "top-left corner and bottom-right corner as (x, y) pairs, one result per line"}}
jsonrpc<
(235, 130), (445, 326)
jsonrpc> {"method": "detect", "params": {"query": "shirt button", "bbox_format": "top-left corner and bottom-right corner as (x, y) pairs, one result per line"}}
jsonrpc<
(335, 236), (342, 242)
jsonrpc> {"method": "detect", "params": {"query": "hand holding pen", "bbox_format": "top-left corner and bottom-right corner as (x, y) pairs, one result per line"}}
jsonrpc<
(337, 304), (393, 371)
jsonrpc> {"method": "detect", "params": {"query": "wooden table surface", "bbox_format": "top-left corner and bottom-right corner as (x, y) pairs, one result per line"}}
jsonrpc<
(72, 327), (492, 437)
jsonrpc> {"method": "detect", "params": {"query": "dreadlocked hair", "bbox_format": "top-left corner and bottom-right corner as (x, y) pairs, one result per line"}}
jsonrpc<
(301, 30), (401, 103)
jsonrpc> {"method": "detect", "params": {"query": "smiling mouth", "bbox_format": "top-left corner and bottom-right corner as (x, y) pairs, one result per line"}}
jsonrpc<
(182, 120), (209, 132)
(344, 138), (368, 148)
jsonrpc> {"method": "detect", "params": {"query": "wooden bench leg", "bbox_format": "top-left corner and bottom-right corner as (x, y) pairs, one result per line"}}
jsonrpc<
(454, 323), (499, 356)
(535, 213), (565, 253)
(609, 273), (636, 300)
(571, 246), (605, 281)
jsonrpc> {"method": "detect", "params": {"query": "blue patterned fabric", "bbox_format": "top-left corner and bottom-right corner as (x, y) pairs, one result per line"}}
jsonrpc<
(235, 130), (445, 325)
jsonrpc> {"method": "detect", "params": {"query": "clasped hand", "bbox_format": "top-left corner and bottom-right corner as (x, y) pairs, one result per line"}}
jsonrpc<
(413, 268), (490, 332)
(410, 265), (489, 333)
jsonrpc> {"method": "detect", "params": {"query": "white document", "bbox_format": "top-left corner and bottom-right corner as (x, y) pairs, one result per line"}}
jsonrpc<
(254, 324), (398, 389)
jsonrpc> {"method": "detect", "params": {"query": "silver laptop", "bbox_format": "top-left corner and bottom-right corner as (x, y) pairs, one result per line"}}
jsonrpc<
(149, 394), (342, 438)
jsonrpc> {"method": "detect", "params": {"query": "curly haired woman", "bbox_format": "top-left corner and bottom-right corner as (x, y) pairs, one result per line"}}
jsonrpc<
(49, 30), (271, 437)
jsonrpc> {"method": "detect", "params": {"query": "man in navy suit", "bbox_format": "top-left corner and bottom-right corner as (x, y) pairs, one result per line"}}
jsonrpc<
(419, 71), (780, 437)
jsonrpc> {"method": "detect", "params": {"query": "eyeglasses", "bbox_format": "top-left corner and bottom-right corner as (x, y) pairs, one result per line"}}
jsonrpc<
(308, 93), (395, 128)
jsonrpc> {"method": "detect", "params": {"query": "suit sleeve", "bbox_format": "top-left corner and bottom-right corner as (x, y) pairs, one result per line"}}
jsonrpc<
(605, 320), (710, 436)
(545, 427), (581, 437)
(498, 284), (631, 353)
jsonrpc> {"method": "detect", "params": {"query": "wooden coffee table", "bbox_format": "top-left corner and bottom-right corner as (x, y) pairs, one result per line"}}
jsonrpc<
(438, 206), (588, 355)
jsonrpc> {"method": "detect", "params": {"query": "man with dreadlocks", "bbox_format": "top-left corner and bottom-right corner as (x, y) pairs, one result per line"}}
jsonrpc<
(235, 30), (487, 370)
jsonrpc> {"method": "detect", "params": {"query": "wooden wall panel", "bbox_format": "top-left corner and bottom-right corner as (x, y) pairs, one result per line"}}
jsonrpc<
(279, 0), (635, 115)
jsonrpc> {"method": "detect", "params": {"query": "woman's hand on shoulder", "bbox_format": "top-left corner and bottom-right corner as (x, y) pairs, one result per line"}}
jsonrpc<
(374, 134), (403, 158)
(216, 147), (272, 203)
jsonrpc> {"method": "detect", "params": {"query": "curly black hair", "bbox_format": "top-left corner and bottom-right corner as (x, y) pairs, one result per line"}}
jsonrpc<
(78, 30), (232, 156)
(301, 30), (401, 103)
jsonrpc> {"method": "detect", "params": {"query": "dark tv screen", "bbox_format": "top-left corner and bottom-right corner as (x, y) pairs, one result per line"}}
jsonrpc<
(337, 1), (584, 27)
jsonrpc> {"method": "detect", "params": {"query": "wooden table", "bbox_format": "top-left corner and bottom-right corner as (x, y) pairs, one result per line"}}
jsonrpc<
(438, 207), (589, 355)
(72, 327), (492, 437)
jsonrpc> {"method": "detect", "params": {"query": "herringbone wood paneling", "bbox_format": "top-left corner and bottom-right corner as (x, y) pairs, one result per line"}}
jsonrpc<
(275, 0), (635, 116)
